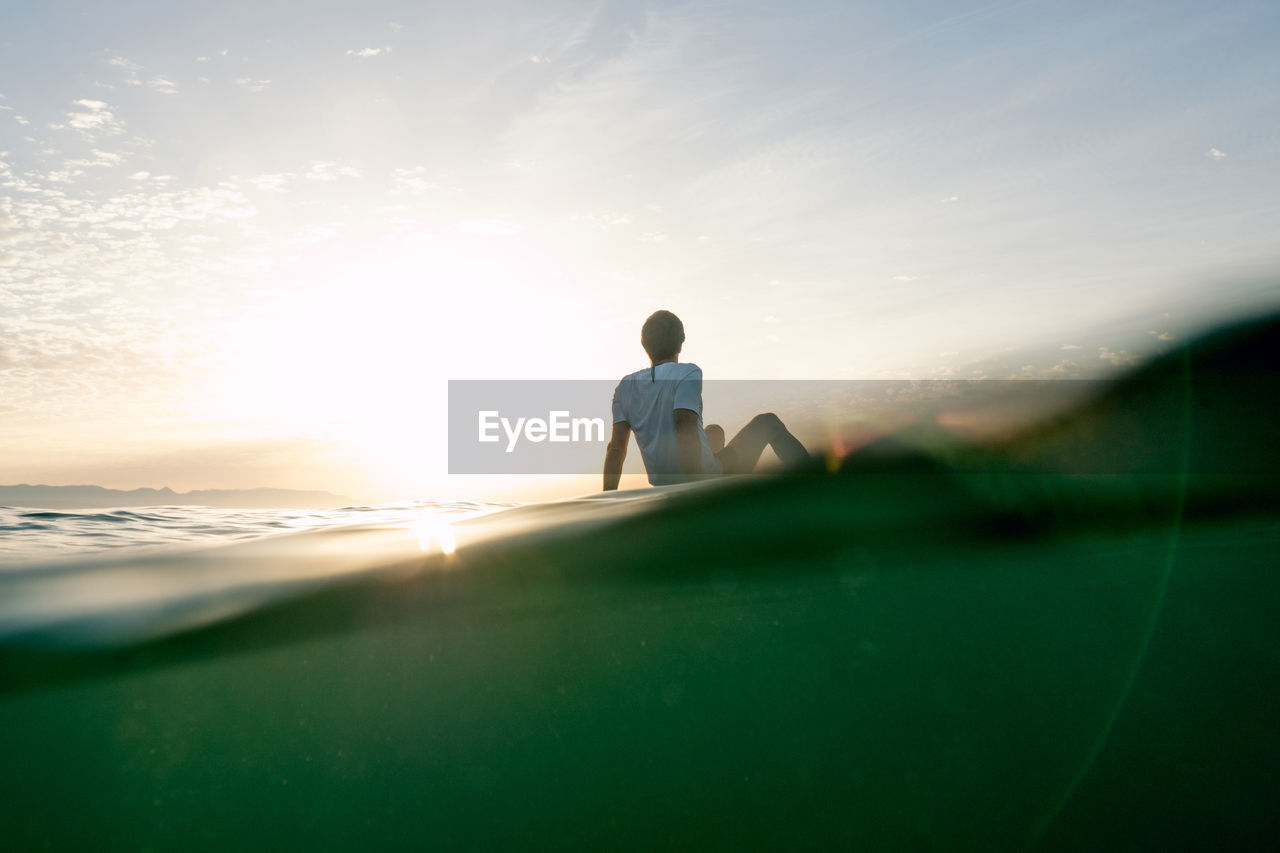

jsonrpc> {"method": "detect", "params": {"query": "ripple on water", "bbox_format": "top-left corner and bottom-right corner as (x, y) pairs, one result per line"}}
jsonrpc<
(0, 501), (511, 566)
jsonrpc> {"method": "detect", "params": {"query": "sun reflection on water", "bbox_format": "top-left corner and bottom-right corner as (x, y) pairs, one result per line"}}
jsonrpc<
(413, 511), (457, 555)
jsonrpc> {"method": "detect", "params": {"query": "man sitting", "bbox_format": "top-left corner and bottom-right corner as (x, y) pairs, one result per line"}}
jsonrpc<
(603, 310), (810, 490)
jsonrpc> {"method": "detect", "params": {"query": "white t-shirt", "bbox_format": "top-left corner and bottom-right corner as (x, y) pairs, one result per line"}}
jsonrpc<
(612, 361), (722, 485)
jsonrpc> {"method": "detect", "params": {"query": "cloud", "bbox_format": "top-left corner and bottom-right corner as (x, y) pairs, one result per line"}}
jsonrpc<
(346, 47), (391, 58)
(1148, 330), (1175, 341)
(247, 173), (292, 192)
(1098, 346), (1140, 367)
(1, 102), (31, 126)
(1048, 359), (1080, 375)
(147, 76), (179, 95)
(234, 78), (271, 93)
(0, 158), (275, 445)
(304, 161), (361, 181)
(1206, 148), (1227, 161)
(65, 99), (125, 137)
(47, 168), (86, 183)
(53, 150), (125, 179)
(1060, 343), (1080, 350)
(107, 55), (143, 87)
(390, 166), (436, 195)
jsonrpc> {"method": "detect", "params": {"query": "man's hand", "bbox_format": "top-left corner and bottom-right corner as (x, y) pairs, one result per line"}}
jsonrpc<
(673, 408), (701, 479)
(603, 421), (631, 491)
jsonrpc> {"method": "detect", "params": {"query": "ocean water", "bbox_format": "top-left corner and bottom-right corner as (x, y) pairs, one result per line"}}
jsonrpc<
(0, 501), (506, 565)
(1, 314), (1278, 849)
(1, 470), (1276, 849)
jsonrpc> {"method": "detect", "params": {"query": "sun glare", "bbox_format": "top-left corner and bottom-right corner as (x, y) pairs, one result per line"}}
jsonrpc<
(194, 223), (593, 495)
(414, 510), (457, 555)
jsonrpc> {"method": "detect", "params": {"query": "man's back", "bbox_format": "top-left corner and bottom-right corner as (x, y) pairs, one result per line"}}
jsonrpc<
(611, 362), (720, 485)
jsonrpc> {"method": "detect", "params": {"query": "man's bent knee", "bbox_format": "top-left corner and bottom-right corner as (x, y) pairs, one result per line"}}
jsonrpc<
(705, 423), (725, 454)
(751, 412), (782, 431)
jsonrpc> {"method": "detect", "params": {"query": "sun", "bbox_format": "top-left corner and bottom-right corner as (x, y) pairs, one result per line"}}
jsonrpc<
(184, 227), (544, 481)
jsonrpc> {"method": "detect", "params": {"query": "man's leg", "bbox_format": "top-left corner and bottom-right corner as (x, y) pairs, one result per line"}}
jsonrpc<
(719, 413), (809, 474)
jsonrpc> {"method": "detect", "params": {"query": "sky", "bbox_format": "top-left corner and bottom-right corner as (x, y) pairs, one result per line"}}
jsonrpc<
(1, 0), (1278, 502)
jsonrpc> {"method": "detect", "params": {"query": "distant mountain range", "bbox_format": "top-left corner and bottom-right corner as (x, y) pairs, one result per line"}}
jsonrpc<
(0, 485), (354, 509)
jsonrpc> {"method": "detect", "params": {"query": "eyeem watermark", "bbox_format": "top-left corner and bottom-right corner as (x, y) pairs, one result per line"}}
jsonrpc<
(450, 380), (618, 474)
(478, 410), (607, 452)
(448, 378), (1194, 476)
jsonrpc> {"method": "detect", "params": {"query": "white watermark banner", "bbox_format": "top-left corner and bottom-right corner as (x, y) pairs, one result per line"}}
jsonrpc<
(450, 380), (618, 474)
(447, 379), (1134, 475)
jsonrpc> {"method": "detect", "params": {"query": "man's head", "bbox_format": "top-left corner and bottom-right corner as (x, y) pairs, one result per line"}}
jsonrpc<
(641, 310), (685, 363)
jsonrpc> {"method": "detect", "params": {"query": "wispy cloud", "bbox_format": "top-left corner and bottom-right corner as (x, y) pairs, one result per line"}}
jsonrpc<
(1206, 147), (1227, 160)
(234, 78), (271, 93)
(1, 100), (31, 127)
(247, 173), (293, 192)
(66, 149), (124, 169)
(0, 148), (270, 443)
(304, 161), (361, 181)
(346, 47), (391, 58)
(1099, 346), (1140, 367)
(64, 99), (125, 137)
(147, 76), (179, 95)
(390, 166), (435, 195)
(108, 55), (142, 87)
(1048, 359), (1080, 375)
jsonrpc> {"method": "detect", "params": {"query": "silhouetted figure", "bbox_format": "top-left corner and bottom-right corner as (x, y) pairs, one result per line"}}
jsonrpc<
(603, 310), (809, 490)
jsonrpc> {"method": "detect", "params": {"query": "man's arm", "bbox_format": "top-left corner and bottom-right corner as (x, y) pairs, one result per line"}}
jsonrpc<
(603, 421), (631, 491)
(673, 408), (702, 478)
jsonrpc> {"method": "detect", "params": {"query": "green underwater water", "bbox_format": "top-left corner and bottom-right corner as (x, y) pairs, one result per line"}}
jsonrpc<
(3, 312), (1280, 850)
(1, 478), (1277, 850)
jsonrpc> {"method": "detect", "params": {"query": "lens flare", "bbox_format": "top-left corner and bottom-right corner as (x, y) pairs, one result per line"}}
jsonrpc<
(414, 511), (457, 555)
